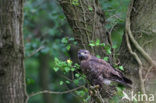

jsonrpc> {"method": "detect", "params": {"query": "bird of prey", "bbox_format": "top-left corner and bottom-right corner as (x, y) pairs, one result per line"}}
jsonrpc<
(78, 49), (132, 88)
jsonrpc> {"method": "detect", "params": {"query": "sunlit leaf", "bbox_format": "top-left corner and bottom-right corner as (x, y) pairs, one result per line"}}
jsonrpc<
(75, 73), (80, 78)
(65, 80), (70, 84)
(88, 6), (93, 11)
(53, 67), (59, 72)
(104, 57), (109, 61)
(119, 66), (124, 71)
(60, 81), (64, 85)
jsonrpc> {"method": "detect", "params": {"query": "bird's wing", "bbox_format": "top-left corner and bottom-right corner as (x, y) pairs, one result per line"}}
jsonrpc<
(89, 58), (132, 86)
(89, 57), (122, 79)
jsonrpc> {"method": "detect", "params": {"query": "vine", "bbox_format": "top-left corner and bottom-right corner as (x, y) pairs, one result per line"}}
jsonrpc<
(125, 0), (156, 95)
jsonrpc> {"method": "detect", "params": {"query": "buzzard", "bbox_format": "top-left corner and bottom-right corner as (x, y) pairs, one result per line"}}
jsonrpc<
(78, 49), (132, 88)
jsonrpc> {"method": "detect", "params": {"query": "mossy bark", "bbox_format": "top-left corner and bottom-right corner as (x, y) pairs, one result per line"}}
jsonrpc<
(0, 0), (28, 103)
(58, 0), (111, 57)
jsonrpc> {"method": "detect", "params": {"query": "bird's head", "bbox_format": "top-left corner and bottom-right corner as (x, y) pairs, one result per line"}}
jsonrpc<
(78, 49), (91, 61)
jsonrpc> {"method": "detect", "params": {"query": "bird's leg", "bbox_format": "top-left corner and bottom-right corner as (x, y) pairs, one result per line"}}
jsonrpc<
(90, 84), (100, 90)
(89, 84), (100, 97)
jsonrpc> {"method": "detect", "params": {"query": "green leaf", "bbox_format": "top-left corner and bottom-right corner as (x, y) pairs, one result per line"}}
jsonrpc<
(65, 67), (70, 72)
(26, 78), (35, 85)
(54, 57), (59, 63)
(96, 39), (100, 46)
(112, 45), (117, 49)
(58, 15), (65, 20)
(60, 81), (64, 85)
(100, 43), (105, 47)
(89, 43), (95, 46)
(88, 6), (93, 11)
(74, 79), (79, 84)
(71, 68), (75, 71)
(76, 90), (85, 97)
(104, 45), (112, 54)
(84, 95), (91, 102)
(53, 67), (59, 72)
(116, 87), (124, 96)
(69, 37), (74, 41)
(72, 0), (79, 6)
(107, 49), (112, 54)
(74, 63), (80, 68)
(66, 45), (71, 50)
(74, 41), (78, 45)
(119, 66), (124, 71)
(103, 57), (109, 61)
(96, 55), (101, 58)
(65, 80), (70, 84)
(75, 73), (80, 78)
(61, 38), (68, 44)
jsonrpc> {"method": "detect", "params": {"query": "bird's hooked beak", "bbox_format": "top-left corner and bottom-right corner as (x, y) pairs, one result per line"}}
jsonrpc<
(80, 52), (85, 56)
(78, 52), (86, 60)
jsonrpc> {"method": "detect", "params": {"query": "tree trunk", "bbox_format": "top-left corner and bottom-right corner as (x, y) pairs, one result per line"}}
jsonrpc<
(39, 54), (53, 103)
(59, 0), (114, 102)
(0, 0), (28, 103)
(119, 0), (156, 101)
(59, 0), (111, 57)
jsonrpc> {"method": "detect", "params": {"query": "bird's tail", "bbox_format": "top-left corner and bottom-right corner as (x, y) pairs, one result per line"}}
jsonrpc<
(120, 77), (132, 88)
(123, 76), (132, 84)
(115, 76), (132, 88)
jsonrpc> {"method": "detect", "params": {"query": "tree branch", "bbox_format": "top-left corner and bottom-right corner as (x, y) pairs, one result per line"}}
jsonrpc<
(29, 85), (84, 98)
(26, 46), (45, 58)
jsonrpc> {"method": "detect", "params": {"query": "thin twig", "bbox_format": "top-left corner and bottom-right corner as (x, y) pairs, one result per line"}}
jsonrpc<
(27, 46), (45, 58)
(29, 85), (84, 98)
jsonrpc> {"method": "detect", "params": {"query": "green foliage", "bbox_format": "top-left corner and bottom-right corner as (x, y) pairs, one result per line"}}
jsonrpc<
(110, 87), (124, 103)
(88, 6), (93, 11)
(24, 0), (72, 57)
(118, 66), (124, 71)
(60, 81), (64, 85)
(53, 58), (79, 73)
(26, 78), (35, 85)
(61, 37), (77, 51)
(71, 0), (79, 6)
(96, 55), (100, 59)
(103, 56), (109, 61)
(89, 39), (105, 47)
(89, 39), (112, 55)
(52, 58), (90, 101)
(114, 64), (125, 71)
(89, 39), (126, 72)
(99, 0), (129, 49)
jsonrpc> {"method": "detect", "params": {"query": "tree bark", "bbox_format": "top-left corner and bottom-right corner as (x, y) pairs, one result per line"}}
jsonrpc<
(59, 0), (111, 57)
(119, 0), (156, 100)
(0, 0), (28, 103)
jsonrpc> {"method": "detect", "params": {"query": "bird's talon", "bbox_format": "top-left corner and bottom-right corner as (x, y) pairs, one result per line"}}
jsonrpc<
(94, 85), (100, 89)
(89, 90), (93, 96)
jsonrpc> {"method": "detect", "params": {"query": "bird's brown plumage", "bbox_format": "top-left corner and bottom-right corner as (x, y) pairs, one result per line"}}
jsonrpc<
(78, 49), (132, 88)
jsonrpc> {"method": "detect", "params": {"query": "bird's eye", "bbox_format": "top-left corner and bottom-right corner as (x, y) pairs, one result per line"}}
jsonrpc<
(84, 51), (87, 54)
